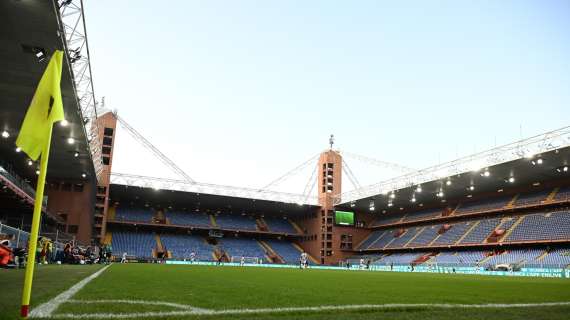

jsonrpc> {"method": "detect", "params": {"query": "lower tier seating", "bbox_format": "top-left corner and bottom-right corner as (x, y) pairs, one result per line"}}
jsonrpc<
(111, 231), (156, 258)
(217, 237), (266, 259)
(265, 239), (302, 264)
(352, 248), (570, 268)
(160, 234), (213, 260)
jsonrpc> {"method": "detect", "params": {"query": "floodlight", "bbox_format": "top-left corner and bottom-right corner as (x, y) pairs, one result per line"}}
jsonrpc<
(67, 137), (75, 144)
(60, 119), (69, 127)
(27, 160), (33, 166)
(15, 147), (21, 153)
(74, 152), (80, 158)
(416, 185), (422, 193)
(81, 173), (87, 178)
(508, 177), (515, 183)
(1, 131), (9, 138)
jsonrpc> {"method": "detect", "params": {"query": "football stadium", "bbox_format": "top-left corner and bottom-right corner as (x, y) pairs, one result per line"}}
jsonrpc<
(1, 1), (570, 319)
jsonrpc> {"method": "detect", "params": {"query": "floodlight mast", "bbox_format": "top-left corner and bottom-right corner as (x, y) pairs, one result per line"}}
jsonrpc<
(111, 112), (196, 184)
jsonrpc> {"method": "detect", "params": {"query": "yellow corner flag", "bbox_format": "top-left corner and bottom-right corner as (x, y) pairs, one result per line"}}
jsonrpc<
(16, 50), (65, 160)
(18, 50), (65, 319)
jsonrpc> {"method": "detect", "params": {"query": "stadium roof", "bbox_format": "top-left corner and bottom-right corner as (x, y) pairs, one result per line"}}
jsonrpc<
(109, 183), (319, 217)
(0, 0), (96, 183)
(336, 142), (570, 214)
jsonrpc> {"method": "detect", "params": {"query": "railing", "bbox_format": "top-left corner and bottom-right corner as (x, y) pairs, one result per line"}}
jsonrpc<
(0, 162), (46, 206)
(0, 223), (77, 249)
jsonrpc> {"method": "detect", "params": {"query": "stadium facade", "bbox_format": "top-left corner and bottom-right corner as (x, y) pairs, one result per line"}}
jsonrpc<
(1, 0), (570, 269)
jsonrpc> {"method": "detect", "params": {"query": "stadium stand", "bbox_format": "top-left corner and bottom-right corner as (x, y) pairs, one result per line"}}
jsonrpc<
(358, 230), (385, 249)
(387, 227), (421, 248)
(515, 189), (551, 206)
(505, 211), (570, 241)
(214, 214), (258, 231)
(485, 249), (544, 266)
(538, 248), (570, 267)
(111, 231), (156, 258)
(432, 222), (471, 246)
(402, 208), (443, 222)
(159, 234), (213, 260)
(373, 214), (404, 226)
(166, 211), (211, 227)
(459, 218), (501, 244)
(375, 252), (421, 265)
(265, 239), (303, 264)
(263, 217), (298, 234)
(408, 225), (440, 247)
(554, 186), (570, 201)
(454, 196), (512, 215)
(114, 207), (154, 223)
(369, 230), (395, 249)
(217, 237), (267, 260)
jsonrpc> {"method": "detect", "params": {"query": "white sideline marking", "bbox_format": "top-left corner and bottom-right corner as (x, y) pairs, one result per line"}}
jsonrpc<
(30, 264), (112, 318)
(43, 300), (570, 319)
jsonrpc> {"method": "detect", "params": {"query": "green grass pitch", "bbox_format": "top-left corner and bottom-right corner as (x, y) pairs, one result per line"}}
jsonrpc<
(2, 264), (570, 319)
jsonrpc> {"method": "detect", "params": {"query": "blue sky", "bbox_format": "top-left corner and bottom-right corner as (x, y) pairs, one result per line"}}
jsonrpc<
(85, 0), (570, 194)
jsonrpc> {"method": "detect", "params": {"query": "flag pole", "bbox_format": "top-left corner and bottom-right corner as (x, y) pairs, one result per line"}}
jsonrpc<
(20, 122), (54, 319)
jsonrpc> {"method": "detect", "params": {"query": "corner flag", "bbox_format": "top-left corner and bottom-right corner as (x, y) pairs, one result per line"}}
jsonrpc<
(16, 50), (65, 160)
(18, 50), (65, 318)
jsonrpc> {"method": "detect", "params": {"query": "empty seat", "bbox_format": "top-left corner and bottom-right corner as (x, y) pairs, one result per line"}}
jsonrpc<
(114, 207), (154, 223)
(214, 214), (257, 231)
(263, 217), (297, 234)
(160, 234), (213, 260)
(166, 211), (211, 227)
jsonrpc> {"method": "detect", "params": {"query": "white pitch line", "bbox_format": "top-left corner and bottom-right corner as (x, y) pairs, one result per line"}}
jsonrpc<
(30, 264), (112, 318)
(45, 301), (570, 319)
(65, 299), (210, 313)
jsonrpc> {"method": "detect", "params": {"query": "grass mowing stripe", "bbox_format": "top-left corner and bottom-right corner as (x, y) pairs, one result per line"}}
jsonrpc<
(48, 301), (570, 319)
(29, 264), (112, 318)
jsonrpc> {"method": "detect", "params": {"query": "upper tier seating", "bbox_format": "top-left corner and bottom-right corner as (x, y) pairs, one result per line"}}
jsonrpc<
(160, 234), (213, 260)
(515, 189), (551, 206)
(506, 211), (570, 242)
(263, 217), (298, 234)
(458, 218), (501, 244)
(265, 240), (302, 264)
(454, 196), (512, 215)
(218, 237), (266, 259)
(373, 214), (404, 226)
(554, 186), (570, 201)
(432, 222), (471, 246)
(166, 211), (211, 227)
(112, 231), (155, 258)
(402, 208), (443, 222)
(386, 227), (421, 248)
(115, 207), (154, 223)
(214, 214), (258, 231)
(408, 225), (440, 247)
